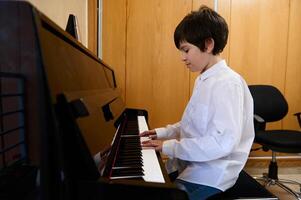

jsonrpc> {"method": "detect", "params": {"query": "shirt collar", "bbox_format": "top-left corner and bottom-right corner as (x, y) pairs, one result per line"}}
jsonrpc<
(198, 59), (228, 81)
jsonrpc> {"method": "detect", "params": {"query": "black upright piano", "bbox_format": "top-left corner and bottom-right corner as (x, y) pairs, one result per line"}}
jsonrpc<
(0, 1), (188, 200)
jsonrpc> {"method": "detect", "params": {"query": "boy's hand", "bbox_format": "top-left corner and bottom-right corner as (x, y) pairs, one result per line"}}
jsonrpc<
(141, 139), (163, 152)
(139, 129), (157, 139)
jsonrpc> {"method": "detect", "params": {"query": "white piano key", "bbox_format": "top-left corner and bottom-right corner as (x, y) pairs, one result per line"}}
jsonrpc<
(138, 115), (149, 133)
(138, 115), (165, 183)
(141, 149), (165, 183)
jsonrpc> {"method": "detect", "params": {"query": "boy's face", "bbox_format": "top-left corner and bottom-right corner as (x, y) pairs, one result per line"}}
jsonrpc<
(179, 41), (212, 73)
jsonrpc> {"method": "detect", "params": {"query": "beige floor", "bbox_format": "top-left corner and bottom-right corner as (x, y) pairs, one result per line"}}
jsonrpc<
(244, 159), (301, 200)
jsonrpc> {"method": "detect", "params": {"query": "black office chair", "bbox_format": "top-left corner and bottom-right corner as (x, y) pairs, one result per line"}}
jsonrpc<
(248, 85), (301, 199)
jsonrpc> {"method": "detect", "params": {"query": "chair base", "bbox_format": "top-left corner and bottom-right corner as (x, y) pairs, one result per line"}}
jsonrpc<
(254, 173), (301, 200)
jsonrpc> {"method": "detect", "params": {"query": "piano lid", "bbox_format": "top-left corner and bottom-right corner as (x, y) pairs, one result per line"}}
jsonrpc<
(33, 6), (127, 155)
(35, 7), (117, 101)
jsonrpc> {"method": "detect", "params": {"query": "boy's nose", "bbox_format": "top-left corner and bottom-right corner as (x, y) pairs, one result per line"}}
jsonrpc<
(181, 54), (187, 61)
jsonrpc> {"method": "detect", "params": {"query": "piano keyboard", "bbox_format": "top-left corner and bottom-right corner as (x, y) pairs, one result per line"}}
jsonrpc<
(109, 115), (165, 183)
(138, 116), (165, 183)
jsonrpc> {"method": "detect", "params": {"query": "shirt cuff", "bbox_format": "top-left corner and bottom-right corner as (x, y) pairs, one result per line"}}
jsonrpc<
(162, 139), (177, 158)
(155, 127), (168, 139)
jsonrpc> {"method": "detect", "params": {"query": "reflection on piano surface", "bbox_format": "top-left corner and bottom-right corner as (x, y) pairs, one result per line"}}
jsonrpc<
(0, 1), (188, 200)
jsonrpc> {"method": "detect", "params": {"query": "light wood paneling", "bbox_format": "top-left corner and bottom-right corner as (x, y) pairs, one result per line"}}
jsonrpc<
(229, 0), (290, 129)
(228, 0), (291, 157)
(193, 0), (215, 9)
(229, 0), (289, 86)
(126, 0), (191, 128)
(284, 0), (301, 130)
(88, 0), (97, 54)
(102, 0), (127, 100)
(217, 0), (231, 63)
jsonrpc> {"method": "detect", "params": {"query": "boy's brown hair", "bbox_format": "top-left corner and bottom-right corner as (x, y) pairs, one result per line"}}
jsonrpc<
(174, 5), (228, 55)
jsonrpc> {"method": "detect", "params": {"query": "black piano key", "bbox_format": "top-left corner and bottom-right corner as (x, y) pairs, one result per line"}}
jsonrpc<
(121, 137), (140, 141)
(116, 154), (142, 159)
(117, 149), (142, 156)
(119, 148), (142, 152)
(116, 156), (142, 164)
(113, 165), (143, 170)
(111, 172), (144, 178)
(114, 163), (143, 168)
(120, 140), (140, 145)
(120, 140), (140, 144)
(108, 115), (149, 179)
(112, 166), (143, 172)
(120, 142), (140, 145)
(119, 147), (140, 151)
(121, 145), (141, 149)
(116, 159), (142, 165)
(116, 153), (142, 159)
(124, 121), (139, 134)
(118, 154), (142, 159)
(118, 152), (141, 158)
(114, 163), (142, 168)
(125, 131), (139, 135)
(118, 152), (142, 157)
(111, 167), (144, 177)
(121, 142), (141, 147)
(115, 160), (142, 166)
(115, 157), (142, 162)
(126, 120), (137, 126)
(119, 156), (141, 161)
(120, 143), (141, 149)
(115, 152), (141, 159)
(119, 148), (141, 152)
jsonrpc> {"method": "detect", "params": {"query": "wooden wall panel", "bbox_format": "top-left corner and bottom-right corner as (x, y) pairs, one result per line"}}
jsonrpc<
(102, 0), (127, 100)
(88, 0), (97, 54)
(284, 0), (301, 130)
(217, 0), (231, 63)
(228, 0), (290, 157)
(229, 0), (290, 129)
(126, 0), (191, 128)
(193, 0), (215, 9)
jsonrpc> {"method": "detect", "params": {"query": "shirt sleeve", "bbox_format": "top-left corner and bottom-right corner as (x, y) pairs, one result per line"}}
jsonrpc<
(162, 82), (244, 162)
(155, 122), (181, 139)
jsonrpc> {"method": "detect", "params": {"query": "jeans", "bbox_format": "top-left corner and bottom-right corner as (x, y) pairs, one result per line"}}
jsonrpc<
(175, 179), (222, 200)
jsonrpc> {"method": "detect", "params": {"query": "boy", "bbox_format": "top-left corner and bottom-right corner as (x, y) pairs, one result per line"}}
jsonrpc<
(140, 5), (254, 200)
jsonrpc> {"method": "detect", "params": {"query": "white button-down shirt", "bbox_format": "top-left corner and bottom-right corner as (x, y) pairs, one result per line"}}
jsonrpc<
(155, 60), (254, 191)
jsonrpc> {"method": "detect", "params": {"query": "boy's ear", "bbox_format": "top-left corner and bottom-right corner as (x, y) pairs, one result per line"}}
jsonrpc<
(204, 38), (214, 53)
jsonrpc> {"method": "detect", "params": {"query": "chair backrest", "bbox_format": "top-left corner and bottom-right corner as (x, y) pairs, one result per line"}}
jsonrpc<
(248, 85), (288, 123)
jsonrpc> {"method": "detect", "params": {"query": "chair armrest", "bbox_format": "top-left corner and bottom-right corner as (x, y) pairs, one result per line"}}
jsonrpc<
(294, 112), (301, 128)
(254, 114), (265, 123)
(254, 114), (266, 131)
